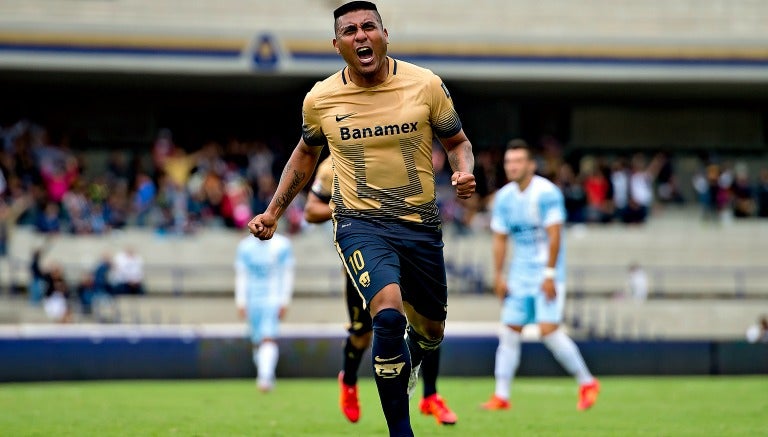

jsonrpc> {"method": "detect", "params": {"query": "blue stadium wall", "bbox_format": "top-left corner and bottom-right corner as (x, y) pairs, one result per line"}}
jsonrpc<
(1, 333), (767, 382)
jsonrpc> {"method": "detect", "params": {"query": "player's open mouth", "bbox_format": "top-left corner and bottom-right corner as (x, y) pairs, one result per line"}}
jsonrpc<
(356, 46), (374, 64)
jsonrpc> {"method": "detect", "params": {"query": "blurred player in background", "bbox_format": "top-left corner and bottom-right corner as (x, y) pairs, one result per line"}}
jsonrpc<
(304, 156), (458, 426)
(248, 2), (475, 434)
(235, 230), (295, 392)
(482, 139), (600, 411)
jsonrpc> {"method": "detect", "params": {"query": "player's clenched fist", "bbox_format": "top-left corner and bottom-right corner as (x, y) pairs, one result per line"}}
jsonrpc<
(451, 171), (476, 199)
(248, 213), (277, 240)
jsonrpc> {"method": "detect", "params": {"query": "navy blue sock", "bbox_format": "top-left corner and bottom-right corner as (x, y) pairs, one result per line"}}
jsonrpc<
(341, 336), (366, 386)
(371, 309), (413, 437)
(420, 346), (440, 398)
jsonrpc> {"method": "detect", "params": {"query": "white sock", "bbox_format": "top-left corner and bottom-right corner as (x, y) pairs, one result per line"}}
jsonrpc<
(494, 326), (521, 400)
(256, 341), (279, 388)
(542, 329), (593, 385)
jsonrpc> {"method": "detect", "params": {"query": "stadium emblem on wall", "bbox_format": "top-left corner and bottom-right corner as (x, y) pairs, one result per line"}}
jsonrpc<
(252, 34), (278, 69)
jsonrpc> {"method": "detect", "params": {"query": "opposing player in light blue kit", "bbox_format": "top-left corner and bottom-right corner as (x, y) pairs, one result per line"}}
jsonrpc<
(235, 232), (295, 392)
(482, 139), (600, 411)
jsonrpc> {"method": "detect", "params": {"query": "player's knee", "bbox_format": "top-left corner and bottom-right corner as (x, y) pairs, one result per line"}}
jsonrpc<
(407, 325), (443, 352)
(372, 308), (407, 340)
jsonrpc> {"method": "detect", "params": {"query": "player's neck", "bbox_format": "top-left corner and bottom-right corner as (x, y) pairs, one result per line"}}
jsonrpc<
(517, 175), (533, 191)
(348, 57), (390, 88)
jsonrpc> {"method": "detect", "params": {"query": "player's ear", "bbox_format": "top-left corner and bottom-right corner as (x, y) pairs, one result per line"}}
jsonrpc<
(333, 39), (340, 54)
(384, 28), (389, 44)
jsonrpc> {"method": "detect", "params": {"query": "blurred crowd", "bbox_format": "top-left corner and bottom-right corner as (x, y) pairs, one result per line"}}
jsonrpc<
(442, 137), (768, 233)
(0, 120), (294, 238)
(2, 119), (768, 244)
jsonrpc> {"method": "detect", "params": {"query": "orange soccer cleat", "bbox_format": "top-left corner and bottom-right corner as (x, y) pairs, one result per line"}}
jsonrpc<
(480, 394), (511, 411)
(578, 379), (600, 411)
(338, 371), (361, 423)
(419, 394), (458, 425)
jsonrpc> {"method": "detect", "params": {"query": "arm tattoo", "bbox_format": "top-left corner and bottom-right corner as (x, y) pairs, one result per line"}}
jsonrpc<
(274, 168), (307, 210)
(447, 142), (475, 173)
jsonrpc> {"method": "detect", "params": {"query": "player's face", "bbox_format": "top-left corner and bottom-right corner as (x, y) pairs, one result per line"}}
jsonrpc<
(333, 10), (389, 83)
(504, 149), (535, 184)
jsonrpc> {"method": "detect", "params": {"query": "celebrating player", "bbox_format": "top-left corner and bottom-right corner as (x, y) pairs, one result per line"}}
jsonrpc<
(481, 139), (600, 412)
(248, 2), (475, 434)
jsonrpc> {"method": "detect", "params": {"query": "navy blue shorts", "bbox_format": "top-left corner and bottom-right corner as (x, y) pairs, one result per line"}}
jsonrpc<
(334, 218), (448, 322)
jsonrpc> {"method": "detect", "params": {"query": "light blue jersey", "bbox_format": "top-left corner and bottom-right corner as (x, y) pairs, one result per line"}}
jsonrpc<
(491, 175), (567, 325)
(235, 233), (295, 343)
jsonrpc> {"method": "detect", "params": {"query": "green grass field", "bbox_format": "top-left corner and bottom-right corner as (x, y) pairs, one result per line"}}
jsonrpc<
(1, 376), (765, 436)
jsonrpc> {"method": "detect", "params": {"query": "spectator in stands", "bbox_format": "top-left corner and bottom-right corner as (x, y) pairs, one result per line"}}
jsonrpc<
(29, 244), (50, 304)
(105, 180), (130, 230)
(625, 262), (649, 302)
(610, 158), (630, 223)
(132, 172), (156, 227)
(655, 152), (684, 205)
(757, 168), (768, 218)
(35, 202), (62, 234)
(555, 162), (586, 225)
(32, 253), (72, 323)
(468, 149), (504, 227)
(745, 315), (768, 344)
(731, 163), (755, 219)
(62, 180), (93, 234)
(76, 270), (99, 315)
(151, 128), (175, 181)
(625, 153), (663, 224)
(93, 252), (113, 296)
(112, 246), (145, 295)
(0, 194), (32, 273)
(582, 157), (613, 223)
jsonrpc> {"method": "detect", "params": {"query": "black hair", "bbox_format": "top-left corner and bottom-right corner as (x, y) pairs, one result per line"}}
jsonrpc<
(333, 1), (377, 19)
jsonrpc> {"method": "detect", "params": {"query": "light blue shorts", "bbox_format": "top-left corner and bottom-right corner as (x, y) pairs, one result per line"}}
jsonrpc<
(501, 282), (566, 326)
(247, 305), (281, 344)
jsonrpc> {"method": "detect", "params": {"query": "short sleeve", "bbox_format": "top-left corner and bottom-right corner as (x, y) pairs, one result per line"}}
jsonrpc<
(540, 187), (565, 227)
(428, 74), (462, 139)
(301, 87), (328, 147)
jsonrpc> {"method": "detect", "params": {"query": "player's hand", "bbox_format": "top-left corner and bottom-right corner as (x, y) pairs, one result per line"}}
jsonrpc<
(248, 212), (277, 240)
(451, 171), (476, 199)
(278, 307), (288, 320)
(237, 307), (246, 320)
(541, 278), (556, 301)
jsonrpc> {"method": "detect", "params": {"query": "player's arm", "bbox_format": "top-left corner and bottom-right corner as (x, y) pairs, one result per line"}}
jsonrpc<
(248, 138), (322, 239)
(491, 231), (509, 301)
(440, 130), (476, 199)
(304, 190), (333, 223)
(542, 223), (562, 301)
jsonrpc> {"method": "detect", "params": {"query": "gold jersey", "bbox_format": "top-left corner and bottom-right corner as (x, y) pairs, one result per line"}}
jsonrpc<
(302, 57), (462, 227)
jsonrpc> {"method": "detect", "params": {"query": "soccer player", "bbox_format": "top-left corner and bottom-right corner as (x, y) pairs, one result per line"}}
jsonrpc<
(234, 231), (295, 392)
(481, 139), (600, 412)
(304, 156), (458, 426)
(248, 2), (475, 434)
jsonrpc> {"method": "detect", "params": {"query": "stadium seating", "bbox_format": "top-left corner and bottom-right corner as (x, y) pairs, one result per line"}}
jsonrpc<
(2, 0), (767, 40)
(5, 207), (766, 298)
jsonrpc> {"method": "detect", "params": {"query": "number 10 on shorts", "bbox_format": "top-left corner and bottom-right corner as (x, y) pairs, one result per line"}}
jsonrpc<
(347, 250), (371, 288)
